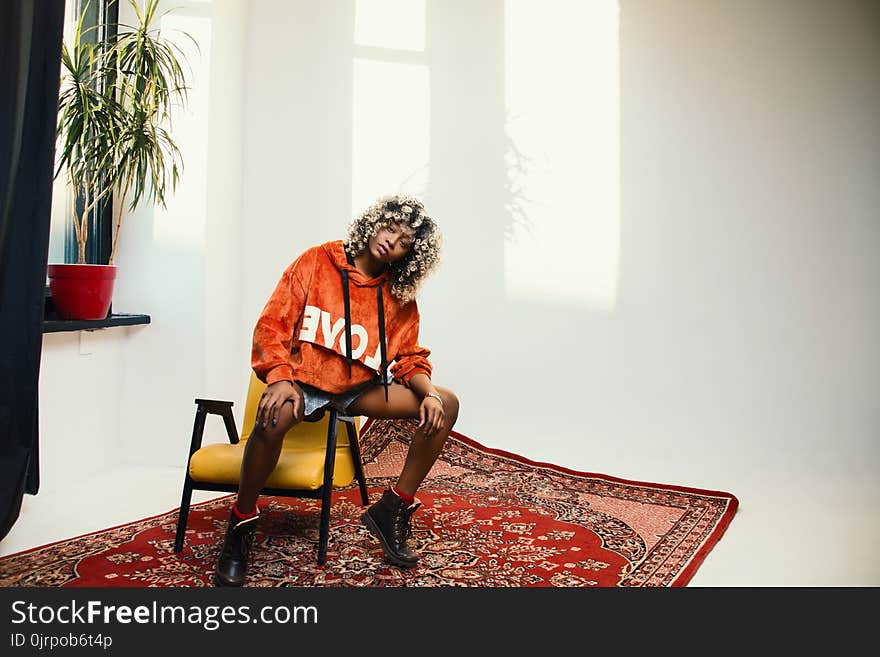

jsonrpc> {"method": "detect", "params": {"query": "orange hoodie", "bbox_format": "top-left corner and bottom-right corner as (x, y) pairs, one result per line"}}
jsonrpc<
(252, 240), (432, 395)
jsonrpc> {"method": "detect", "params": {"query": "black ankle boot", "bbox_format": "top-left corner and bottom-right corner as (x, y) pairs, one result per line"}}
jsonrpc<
(360, 489), (420, 568)
(215, 510), (258, 586)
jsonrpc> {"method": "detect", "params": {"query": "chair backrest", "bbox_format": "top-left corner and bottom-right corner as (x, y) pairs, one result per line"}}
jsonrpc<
(240, 372), (359, 446)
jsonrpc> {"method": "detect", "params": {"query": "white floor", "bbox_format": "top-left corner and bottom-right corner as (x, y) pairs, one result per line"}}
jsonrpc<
(2, 463), (878, 586)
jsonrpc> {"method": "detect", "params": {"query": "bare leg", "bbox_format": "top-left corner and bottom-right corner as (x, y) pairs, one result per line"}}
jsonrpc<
(235, 400), (300, 513)
(347, 382), (460, 497)
(216, 397), (302, 586)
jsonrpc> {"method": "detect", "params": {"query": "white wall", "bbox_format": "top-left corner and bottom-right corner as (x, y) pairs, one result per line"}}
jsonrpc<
(39, 331), (127, 488)
(38, 0), (879, 511)
(239, 0), (880, 492)
(613, 0), (880, 488)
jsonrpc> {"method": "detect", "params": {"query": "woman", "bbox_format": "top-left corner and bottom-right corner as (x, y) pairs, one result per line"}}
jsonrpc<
(216, 194), (460, 586)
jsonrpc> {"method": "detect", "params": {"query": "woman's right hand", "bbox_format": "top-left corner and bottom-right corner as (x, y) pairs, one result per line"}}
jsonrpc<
(255, 380), (303, 429)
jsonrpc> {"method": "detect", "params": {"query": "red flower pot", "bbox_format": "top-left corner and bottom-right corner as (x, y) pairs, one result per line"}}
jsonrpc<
(47, 264), (117, 320)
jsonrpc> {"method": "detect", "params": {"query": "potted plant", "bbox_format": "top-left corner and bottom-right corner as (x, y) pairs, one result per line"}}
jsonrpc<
(49, 0), (192, 320)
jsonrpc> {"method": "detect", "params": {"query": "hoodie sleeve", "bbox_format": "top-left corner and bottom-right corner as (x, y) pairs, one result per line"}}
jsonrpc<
(390, 301), (433, 385)
(251, 249), (314, 385)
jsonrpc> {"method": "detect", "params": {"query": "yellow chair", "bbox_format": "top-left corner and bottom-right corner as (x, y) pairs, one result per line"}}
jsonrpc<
(173, 372), (370, 564)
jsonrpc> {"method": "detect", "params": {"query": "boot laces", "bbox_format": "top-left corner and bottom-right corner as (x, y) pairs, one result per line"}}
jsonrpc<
(393, 503), (414, 546)
(224, 518), (255, 560)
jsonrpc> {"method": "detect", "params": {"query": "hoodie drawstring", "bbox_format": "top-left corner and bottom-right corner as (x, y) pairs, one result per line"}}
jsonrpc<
(377, 283), (389, 402)
(341, 268), (353, 377)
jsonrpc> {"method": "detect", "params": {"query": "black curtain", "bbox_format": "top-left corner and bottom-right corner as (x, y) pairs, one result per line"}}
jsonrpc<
(0, 0), (66, 541)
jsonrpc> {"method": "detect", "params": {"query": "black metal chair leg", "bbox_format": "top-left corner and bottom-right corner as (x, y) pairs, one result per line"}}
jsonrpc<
(317, 487), (332, 565)
(345, 419), (370, 506)
(174, 478), (194, 552)
(317, 410), (340, 565)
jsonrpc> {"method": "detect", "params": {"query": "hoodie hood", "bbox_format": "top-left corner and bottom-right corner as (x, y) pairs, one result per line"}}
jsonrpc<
(323, 240), (387, 287)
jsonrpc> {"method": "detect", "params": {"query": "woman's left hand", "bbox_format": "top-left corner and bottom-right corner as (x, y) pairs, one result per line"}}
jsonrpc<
(418, 395), (444, 438)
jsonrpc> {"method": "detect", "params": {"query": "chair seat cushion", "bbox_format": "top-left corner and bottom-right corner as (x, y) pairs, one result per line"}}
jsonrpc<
(189, 438), (356, 490)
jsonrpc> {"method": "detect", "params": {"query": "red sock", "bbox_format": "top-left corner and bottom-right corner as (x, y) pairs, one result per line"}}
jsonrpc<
(391, 486), (414, 506)
(232, 502), (258, 520)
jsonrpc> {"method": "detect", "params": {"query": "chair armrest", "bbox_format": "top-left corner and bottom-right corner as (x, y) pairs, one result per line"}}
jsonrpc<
(187, 399), (239, 460)
(195, 398), (234, 415)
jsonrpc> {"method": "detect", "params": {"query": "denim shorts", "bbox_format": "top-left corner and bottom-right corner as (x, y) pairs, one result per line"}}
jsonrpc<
(296, 376), (388, 421)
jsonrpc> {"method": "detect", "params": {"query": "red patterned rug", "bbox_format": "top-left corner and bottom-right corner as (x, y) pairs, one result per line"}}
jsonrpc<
(0, 419), (737, 587)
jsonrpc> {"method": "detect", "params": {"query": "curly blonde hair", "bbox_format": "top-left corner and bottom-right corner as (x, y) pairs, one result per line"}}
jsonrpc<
(344, 194), (443, 304)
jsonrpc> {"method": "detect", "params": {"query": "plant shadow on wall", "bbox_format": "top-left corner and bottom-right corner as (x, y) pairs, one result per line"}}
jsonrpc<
(49, 0), (195, 320)
(503, 110), (537, 245)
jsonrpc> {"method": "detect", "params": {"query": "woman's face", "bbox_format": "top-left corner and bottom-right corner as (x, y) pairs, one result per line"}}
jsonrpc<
(369, 222), (415, 263)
